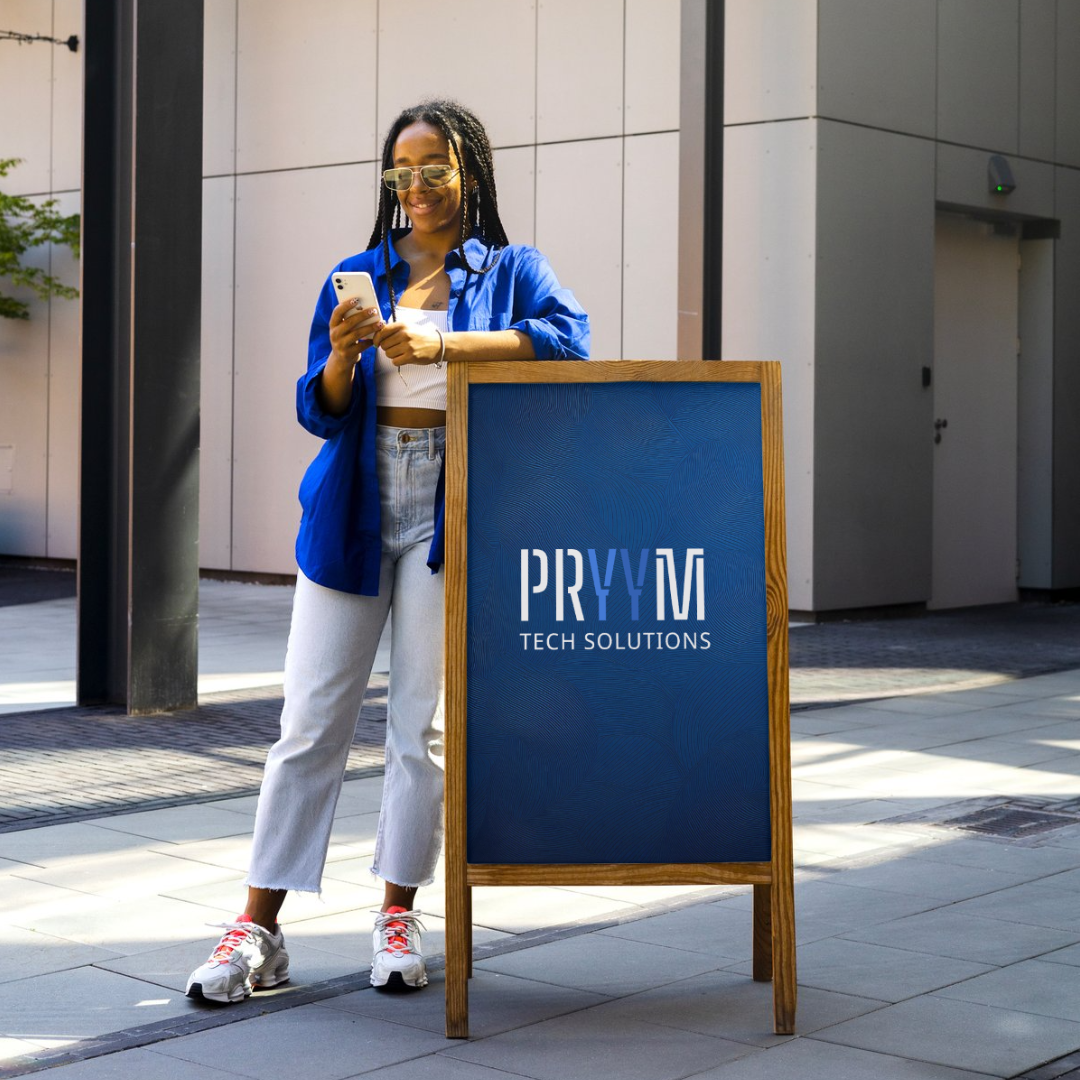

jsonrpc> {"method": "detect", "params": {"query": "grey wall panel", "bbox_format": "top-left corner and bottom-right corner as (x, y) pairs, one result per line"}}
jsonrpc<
(1019, 0), (1056, 162)
(231, 165), (375, 574)
(813, 122), (936, 611)
(623, 132), (679, 360)
(936, 143), (1054, 220)
(817, 0), (936, 138)
(721, 121), (817, 612)
(1052, 166), (1080, 586)
(378, 1), (537, 151)
(1018, 237), (1054, 588)
(937, 0), (1019, 153)
(626, 0), (681, 134)
(492, 146), (536, 249)
(203, 0), (237, 178)
(538, 0), (624, 142)
(44, 191), (81, 560)
(0, 260), (49, 555)
(51, 0), (83, 194)
(535, 139), (624, 360)
(0, 0), (54, 195)
(725, 0), (817, 126)
(199, 178), (236, 571)
(236, 0), (378, 173)
(1057, 2), (1080, 168)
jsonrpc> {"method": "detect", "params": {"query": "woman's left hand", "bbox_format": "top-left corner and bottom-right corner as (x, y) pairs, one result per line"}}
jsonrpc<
(372, 322), (444, 366)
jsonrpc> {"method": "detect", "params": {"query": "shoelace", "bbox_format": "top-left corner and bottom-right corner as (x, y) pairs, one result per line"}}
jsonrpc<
(206, 920), (258, 963)
(372, 909), (426, 955)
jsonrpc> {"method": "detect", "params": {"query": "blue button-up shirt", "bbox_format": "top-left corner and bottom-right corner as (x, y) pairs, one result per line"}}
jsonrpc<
(295, 233), (591, 595)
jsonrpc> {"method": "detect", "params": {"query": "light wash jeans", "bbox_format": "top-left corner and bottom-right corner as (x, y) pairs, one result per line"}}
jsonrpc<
(247, 426), (446, 893)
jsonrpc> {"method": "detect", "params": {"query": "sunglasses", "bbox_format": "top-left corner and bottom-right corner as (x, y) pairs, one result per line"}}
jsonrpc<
(382, 165), (460, 191)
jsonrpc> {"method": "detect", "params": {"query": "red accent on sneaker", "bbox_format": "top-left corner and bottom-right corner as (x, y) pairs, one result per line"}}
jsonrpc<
(210, 914), (253, 962)
(382, 906), (412, 953)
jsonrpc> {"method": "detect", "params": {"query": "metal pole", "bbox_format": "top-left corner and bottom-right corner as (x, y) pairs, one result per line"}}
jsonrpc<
(78, 0), (203, 713)
(677, 0), (724, 361)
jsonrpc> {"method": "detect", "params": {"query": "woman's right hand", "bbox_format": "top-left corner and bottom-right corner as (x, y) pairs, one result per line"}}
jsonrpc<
(329, 300), (383, 367)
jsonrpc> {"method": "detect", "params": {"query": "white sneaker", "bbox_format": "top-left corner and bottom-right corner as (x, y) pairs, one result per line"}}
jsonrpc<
(185, 915), (290, 1004)
(370, 907), (428, 990)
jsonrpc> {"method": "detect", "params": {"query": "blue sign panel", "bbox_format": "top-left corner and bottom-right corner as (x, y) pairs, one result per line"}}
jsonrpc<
(466, 380), (770, 864)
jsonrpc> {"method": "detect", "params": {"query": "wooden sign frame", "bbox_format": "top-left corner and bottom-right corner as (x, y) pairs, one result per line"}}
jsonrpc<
(444, 360), (794, 1038)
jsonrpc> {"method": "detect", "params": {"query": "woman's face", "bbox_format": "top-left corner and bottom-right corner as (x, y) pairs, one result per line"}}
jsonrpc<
(392, 121), (466, 243)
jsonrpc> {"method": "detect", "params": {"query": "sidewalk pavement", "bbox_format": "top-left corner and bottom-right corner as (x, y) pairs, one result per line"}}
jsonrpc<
(1, 580), (1080, 1079)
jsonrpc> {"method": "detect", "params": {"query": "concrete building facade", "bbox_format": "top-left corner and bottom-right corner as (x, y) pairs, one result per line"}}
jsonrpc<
(722, 0), (1080, 615)
(1, 0), (1078, 617)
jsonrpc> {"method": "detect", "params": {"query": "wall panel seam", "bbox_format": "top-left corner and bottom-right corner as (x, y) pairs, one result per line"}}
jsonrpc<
(228, 0), (240, 569)
(201, 132), (683, 185)
(802, 116), (1078, 169)
(45, 0), (57, 553)
(619, 0), (627, 359)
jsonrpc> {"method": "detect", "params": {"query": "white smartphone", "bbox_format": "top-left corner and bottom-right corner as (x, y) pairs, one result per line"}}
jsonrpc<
(332, 270), (381, 327)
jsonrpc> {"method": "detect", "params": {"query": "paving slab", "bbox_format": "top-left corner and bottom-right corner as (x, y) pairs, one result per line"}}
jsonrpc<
(813, 854), (1031, 902)
(596, 899), (758, 961)
(933, 958), (1080, 1023)
(0, 823), (156, 867)
(1040, 943), (1080, 968)
(1040, 867), (1080, 892)
(842, 907), (1080, 966)
(728, 936), (992, 1003)
(160, 870), (382, 923)
(0, 874), (118, 929)
(0, 966), (193, 1046)
(910, 837), (1080, 876)
(682, 1037), (1000, 1079)
(9, 850), (236, 902)
(475, 929), (727, 998)
(151, 1004), (451, 1080)
(90, 806), (258, 845)
(440, 1007), (756, 1080)
(14, 1046), (247, 1078)
(12, 895), (233, 957)
(948, 881), (1080, 933)
(353, 1056), (535, 1080)
(0, 925), (120, 986)
(582, 969), (886, 1047)
(721, 880), (944, 945)
(813, 995), (1080, 1076)
(318, 968), (609, 1039)
(420, 882), (642, 933)
(883, 739), (1078, 770)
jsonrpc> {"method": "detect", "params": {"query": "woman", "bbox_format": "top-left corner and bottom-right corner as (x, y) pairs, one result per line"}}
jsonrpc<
(186, 100), (589, 1002)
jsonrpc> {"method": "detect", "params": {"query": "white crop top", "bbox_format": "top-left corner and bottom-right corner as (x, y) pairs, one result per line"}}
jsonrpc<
(375, 306), (449, 411)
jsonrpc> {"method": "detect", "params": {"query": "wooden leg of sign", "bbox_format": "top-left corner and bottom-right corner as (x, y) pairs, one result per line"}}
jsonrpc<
(772, 872), (797, 1034)
(752, 883), (772, 981)
(444, 357), (469, 1038)
(445, 870), (469, 1038)
(466, 885), (473, 978)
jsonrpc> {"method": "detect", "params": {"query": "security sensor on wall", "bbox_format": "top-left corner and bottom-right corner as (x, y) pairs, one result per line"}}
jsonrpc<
(989, 155), (1016, 195)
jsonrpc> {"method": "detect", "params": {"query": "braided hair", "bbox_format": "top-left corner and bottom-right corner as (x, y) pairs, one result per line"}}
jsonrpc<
(366, 100), (509, 319)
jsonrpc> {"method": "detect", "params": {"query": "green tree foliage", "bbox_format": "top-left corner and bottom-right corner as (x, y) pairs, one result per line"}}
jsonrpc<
(0, 158), (80, 320)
